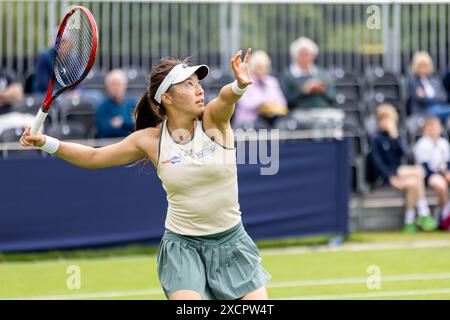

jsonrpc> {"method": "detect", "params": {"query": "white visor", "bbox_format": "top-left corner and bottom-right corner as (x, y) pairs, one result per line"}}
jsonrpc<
(154, 64), (209, 104)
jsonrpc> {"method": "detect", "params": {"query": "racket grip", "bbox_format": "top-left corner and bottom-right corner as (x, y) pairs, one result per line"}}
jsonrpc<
(31, 108), (48, 135)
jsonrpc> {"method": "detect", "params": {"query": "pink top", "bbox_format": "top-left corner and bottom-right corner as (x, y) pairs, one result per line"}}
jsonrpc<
(234, 75), (287, 126)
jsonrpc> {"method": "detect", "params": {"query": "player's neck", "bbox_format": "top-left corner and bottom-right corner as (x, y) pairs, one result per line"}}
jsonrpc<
(166, 117), (196, 143)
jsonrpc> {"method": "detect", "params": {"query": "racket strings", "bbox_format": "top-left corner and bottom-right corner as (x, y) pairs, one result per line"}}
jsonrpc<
(59, 16), (93, 71)
(54, 11), (94, 87)
(56, 24), (92, 84)
(56, 31), (92, 85)
(57, 28), (89, 81)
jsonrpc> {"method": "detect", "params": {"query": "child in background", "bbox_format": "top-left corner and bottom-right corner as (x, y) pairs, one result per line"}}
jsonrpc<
(413, 117), (450, 231)
(370, 104), (437, 233)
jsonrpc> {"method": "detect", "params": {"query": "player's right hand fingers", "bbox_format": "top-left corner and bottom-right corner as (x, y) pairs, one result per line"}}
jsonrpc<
(19, 135), (33, 147)
(23, 125), (33, 137)
(21, 126), (30, 139)
(20, 126), (37, 147)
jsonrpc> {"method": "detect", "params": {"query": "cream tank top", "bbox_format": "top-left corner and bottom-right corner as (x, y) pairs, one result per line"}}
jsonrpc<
(156, 119), (242, 236)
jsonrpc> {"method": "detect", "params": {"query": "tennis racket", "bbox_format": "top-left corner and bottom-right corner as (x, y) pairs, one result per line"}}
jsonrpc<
(30, 5), (98, 135)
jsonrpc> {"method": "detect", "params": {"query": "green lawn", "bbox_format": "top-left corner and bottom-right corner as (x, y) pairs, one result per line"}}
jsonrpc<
(1, 231), (450, 300)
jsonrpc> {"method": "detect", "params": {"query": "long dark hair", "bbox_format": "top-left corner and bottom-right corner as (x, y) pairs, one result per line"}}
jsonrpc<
(133, 56), (191, 130)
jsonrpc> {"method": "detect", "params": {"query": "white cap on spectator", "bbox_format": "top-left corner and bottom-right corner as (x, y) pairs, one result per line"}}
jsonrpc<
(154, 64), (209, 104)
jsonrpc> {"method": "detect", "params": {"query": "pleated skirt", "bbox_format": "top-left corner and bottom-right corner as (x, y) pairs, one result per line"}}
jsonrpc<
(157, 221), (271, 300)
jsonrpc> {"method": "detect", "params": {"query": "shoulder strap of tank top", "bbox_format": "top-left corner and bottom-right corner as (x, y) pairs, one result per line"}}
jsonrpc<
(156, 119), (166, 166)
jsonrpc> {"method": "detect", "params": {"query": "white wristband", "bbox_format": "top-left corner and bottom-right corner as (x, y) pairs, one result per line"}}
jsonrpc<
(39, 135), (60, 154)
(231, 80), (247, 96)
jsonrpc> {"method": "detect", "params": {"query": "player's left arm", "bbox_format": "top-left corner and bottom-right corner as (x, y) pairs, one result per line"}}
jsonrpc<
(204, 48), (253, 127)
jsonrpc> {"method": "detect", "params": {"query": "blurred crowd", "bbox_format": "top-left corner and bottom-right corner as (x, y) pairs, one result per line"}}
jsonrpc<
(2, 36), (450, 233)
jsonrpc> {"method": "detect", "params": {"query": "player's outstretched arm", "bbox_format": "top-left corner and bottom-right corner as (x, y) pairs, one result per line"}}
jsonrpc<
(204, 48), (253, 126)
(19, 126), (146, 169)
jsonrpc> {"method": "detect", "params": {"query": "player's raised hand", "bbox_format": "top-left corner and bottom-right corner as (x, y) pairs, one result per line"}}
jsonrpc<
(230, 48), (253, 89)
(19, 126), (45, 148)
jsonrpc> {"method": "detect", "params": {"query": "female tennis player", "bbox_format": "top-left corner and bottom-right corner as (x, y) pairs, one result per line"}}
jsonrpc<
(19, 48), (271, 300)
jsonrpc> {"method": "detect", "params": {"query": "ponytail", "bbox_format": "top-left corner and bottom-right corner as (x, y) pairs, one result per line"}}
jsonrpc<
(129, 90), (164, 170)
(133, 90), (165, 131)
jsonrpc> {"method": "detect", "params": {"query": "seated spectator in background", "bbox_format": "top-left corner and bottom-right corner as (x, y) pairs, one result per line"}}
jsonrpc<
(0, 69), (34, 135)
(96, 69), (136, 138)
(408, 51), (450, 122)
(0, 70), (23, 116)
(280, 37), (335, 110)
(441, 68), (450, 103)
(34, 45), (53, 93)
(34, 33), (81, 98)
(413, 117), (450, 231)
(234, 50), (288, 129)
(370, 104), (437, 233)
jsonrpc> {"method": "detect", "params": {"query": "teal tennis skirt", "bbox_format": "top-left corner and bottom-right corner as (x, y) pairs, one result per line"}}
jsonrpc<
(157, 222), (271, 300)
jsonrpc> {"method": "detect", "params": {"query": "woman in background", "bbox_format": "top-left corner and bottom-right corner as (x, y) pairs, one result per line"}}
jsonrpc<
(234, 50), (287, 129)
(408, 51), (450, 122)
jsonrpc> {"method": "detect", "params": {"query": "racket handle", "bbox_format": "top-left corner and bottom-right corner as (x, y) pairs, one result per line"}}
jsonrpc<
(31, 108), (48, 135)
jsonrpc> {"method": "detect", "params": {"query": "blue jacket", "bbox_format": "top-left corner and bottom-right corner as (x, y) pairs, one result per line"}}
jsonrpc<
(34, 47), (53, 93)
(370, 130), (405, 182)
(95, 97), (136, 138)
(408, 75), (448, 115)
(442, 70), (450, 102)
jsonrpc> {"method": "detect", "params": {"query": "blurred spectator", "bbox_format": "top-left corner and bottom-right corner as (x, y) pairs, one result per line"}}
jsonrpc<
(279, 37), (335, 110)
(96, 69), (136, 138)
(0, 70), (23, 115)
(408, 51), (450, 122)
(0, 69), (34, 135)
(34, 45), (53, 93)
(413, 117), (450, 231)
(234, 50), (287, 129)
(370, 104), (437, 233)
(442, 68), (450, 104)
(33, 32), (81, 98)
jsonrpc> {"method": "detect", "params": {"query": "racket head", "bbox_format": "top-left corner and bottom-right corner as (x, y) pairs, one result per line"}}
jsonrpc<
(43, 6), (98, 110)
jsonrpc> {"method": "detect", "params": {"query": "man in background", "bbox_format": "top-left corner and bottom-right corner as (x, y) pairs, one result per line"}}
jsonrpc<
(0, 69), (32, 135)
(95, 69), (136, 138)
(280, 37), (335, 110)
(0, 70), (23, 116)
